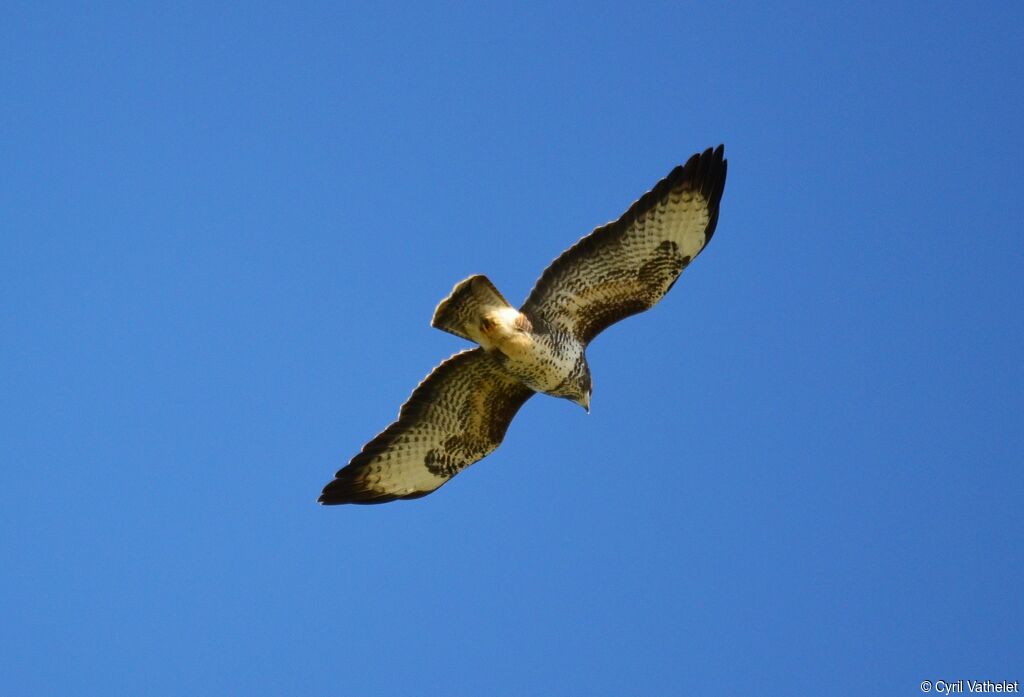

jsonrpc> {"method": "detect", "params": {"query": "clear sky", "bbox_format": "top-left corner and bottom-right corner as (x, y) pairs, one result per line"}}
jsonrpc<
(3, 2), (1022, 695)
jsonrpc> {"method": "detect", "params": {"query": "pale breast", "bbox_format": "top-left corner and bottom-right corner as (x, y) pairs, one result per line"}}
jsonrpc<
(492, 330), (581, 396)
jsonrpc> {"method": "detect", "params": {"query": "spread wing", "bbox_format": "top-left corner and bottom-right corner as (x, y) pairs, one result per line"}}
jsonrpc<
(319, 348), (534, 504)
(521, 145), (727, 345)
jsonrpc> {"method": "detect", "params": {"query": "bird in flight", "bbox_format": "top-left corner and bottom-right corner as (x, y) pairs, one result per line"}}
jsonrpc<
(320, 145), (727, 505)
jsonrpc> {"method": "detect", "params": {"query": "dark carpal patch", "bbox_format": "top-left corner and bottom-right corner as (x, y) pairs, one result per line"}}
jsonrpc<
(639, 241), (685, 287)
(424, 441), (469, 478)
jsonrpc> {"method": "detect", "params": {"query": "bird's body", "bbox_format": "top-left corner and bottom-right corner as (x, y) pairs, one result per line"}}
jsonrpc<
(467, 299), (586, 400)
(493, 326), (586, 401)
(320, 146), (728, 505)
(430, 272), (592, 404)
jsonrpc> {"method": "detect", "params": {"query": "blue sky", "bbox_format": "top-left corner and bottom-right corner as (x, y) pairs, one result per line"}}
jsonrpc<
(3, 2), (1022, 694)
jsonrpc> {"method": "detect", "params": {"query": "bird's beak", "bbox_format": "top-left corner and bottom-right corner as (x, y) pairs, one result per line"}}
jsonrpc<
(580, 392), (591, 414)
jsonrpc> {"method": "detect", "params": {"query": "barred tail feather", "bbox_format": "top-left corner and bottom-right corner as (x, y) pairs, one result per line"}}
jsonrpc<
(431, 275), (512, 344)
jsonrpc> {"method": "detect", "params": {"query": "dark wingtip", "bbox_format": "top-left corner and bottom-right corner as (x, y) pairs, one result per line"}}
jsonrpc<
(318, 470), (382, 506)
(637, 145), (727, 247)
(318, 484), (398, 506)
(318, 466), (379, 505)
(318, 474), (357, 505)
(680, 144), (727, 247)
(318, 465), (434, 506)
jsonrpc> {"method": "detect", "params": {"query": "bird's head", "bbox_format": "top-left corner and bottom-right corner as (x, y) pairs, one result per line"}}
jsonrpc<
(575, 387), (591, 413)
(567, 363), (592, 414)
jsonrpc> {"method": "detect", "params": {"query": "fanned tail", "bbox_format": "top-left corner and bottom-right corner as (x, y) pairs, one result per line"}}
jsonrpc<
(431, 275), (513, 344)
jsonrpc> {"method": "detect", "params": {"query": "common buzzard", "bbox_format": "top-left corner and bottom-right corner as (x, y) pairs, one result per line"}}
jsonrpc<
(320, 146), (727, 504)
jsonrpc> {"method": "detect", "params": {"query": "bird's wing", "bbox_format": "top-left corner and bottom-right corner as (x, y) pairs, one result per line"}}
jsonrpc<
(521, 146), (727, 345)
(319, 348), (534, 504)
